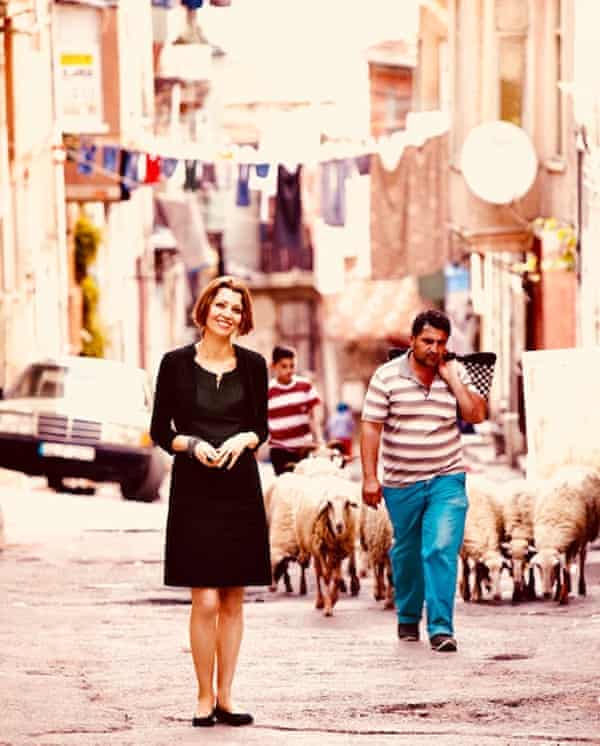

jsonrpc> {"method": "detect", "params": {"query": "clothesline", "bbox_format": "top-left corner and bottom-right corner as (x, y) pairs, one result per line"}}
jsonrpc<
(66, 111), (448, 179)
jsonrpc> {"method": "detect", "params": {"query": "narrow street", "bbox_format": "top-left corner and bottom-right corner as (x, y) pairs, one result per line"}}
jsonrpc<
(1, 462), (600, 746)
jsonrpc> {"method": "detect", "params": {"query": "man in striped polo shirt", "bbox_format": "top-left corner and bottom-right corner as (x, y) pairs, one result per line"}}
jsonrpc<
(268, 345), (322, 475)
(360, 310), (486, 652)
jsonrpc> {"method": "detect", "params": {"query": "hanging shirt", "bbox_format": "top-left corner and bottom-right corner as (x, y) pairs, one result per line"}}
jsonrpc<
(144, 155), (161, 184)
(184, 160), (199, 191)
(161, 158), (178, 179)
(77, 143), (97, 175)
(236, 164), (251, 207)
(102, 146), (119, 173)
(273, 164), (305, 269)
(119, 150), (140, 201)
(202, 162), (217, 185)
(355, 154), (371, 175)
(255, 163), (270, 178)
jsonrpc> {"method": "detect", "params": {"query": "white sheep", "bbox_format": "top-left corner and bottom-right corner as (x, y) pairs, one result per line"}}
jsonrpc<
(295, 476), (360, 616)
(266, 451), (352, 595)
(360, 502), (394, 609)
(294, 455), (346, 478)
(500, 478), (538, 603)
(531, 465), (600, 604)
(461, 474), (506, 602)
(267, 471), (310, 595)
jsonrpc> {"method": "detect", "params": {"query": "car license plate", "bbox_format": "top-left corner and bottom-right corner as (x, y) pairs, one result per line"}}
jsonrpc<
(38, 442), (95, 461)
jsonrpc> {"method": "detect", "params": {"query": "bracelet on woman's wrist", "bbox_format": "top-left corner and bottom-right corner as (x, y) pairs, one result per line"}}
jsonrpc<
(187, 437), (200, 459)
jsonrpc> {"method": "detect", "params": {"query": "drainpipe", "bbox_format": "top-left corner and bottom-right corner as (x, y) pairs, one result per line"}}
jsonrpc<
(1, 15), (14, 387)
(3, 16), (14, 165)
(575, 126), (587, 286)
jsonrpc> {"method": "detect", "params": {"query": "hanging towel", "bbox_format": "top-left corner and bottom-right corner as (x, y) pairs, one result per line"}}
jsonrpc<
(236, 164), (251, 207)
(370, 133), (449, 280)
(161, 157), (178, 179)
(321, 159), (352, 227)
(102, 145), (119, 173)
(77, 142), (97, 175)
(145, 155), (161, 184)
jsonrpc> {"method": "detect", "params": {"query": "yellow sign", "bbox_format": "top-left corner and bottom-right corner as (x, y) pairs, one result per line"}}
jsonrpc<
(60, 53), (93, 66)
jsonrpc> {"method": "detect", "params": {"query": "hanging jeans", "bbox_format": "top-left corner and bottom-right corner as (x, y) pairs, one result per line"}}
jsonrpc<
(383, 472), (468, 639)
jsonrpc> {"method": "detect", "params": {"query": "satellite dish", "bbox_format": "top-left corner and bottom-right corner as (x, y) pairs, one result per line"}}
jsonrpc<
(460, 121), (538, 204)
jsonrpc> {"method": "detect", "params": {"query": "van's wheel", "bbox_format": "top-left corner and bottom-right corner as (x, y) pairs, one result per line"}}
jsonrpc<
(120, 450), (165, 503)
(47, 475), (65, 492)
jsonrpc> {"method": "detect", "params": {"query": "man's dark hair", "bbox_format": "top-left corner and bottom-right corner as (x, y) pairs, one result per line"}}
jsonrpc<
(272, 345), (296, 364)
(411, 310), (451, 338)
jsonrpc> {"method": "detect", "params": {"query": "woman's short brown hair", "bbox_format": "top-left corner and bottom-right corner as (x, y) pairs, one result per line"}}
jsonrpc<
(191, 275), (254, 336)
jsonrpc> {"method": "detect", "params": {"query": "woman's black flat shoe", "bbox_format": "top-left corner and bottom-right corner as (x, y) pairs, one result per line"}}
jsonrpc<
(214, 704), (254, 726)
(192, 712), (216, 727)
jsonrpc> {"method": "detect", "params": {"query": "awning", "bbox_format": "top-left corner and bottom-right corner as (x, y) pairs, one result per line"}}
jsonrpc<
(323, 278), (427, 341)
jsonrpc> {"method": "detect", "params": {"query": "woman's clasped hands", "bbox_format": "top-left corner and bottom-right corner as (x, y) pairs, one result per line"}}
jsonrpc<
(191, 432), (257, 470)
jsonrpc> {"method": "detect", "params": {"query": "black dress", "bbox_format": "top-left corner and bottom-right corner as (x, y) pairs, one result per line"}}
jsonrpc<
(150, 344), (271, 588)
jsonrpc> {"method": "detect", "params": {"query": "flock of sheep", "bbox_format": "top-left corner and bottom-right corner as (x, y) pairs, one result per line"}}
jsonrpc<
(463, 466), (600, 605)
(263, 447), (600, 615)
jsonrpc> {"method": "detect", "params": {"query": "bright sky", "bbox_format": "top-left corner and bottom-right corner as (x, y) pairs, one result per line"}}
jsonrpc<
(201, 0), (419, 103)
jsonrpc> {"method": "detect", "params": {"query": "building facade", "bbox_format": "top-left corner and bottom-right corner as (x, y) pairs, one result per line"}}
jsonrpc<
(0, 0), (69, 387)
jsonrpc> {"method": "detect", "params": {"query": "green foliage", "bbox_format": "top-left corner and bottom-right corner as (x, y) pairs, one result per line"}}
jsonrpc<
(75, 213), (107, 358)
(74, 214), (102, 283)
(80, 275), (107, 358)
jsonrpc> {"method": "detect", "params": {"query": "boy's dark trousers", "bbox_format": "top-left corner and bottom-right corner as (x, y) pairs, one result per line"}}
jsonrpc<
(270, 447), (303, 475)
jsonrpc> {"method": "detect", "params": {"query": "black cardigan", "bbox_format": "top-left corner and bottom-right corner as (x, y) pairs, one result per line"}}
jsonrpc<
(150, 343), (269, 455)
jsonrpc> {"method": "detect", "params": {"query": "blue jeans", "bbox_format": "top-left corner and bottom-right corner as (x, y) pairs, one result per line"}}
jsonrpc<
(383, 473), (468, 639)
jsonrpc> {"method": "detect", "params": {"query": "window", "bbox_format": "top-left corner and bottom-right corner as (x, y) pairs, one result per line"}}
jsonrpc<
(498, 36), (526, 126)
(451, 0), (462, 159)
(553, 0), (564, 155)
(277, 300), (317, 373)
(496, 0), (529, 127)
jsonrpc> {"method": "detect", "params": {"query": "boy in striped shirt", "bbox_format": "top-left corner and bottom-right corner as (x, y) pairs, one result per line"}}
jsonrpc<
(360, 310), (487, 653)
(268, 345), (322, 475)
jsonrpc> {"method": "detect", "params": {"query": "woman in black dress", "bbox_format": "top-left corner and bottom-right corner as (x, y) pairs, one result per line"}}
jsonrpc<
(150, 276), (271, 728)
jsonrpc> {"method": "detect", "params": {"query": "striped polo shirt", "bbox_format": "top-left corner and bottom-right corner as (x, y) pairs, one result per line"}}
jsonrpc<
(268, 376), (320, 450)
(362, 351), (477, 487)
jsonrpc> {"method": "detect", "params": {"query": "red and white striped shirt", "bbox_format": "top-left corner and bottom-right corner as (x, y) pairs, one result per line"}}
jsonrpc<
(268, 376), (320, 449)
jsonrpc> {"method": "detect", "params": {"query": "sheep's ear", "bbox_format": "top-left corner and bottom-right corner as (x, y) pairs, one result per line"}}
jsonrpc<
(318, 499), (332, 517)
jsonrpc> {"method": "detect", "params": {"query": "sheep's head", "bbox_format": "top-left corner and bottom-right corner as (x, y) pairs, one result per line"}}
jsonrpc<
(318, 497), (358, 536)
(480, 550), (504, 601)
(531, 548), (561, 598)
(509, 538), (530, 586)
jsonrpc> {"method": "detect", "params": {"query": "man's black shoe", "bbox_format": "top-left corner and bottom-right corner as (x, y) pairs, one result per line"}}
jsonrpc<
(430, 634), (457, 652)
(397, 622), (419, 641)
